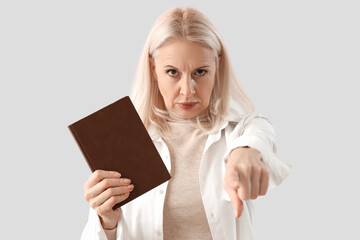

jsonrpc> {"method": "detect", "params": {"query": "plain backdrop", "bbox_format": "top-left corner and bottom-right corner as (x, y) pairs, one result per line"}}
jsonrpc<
(1, 0), (359, 239)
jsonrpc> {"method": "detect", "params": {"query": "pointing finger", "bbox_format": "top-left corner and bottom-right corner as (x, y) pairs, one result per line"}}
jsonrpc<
(228, 188), (243, 218)
(224, 168), (243, 218)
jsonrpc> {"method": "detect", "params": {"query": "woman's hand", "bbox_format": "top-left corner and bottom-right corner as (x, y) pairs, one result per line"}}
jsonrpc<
(83, 170), (134, 229)
(223, 147), (269, 218)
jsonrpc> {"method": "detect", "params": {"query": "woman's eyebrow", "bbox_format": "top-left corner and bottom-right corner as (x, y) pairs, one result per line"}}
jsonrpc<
(195, 65), (211, 69)
(163, 65), (179, 69)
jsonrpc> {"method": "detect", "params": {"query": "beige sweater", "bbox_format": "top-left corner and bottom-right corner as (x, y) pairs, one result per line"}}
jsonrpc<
(162, 117), (213, 240)
(104, 115), (213, 240)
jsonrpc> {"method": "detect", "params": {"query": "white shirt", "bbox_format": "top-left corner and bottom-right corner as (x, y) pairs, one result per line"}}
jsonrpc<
(80, 112), (292, 240)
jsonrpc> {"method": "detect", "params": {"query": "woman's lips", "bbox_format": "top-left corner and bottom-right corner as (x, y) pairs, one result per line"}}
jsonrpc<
(178, 102), (198, 109)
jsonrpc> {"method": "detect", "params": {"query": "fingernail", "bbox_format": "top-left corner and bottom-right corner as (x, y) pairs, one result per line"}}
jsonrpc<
(125, 179), (131, 184)
(114, 172), (121, 177)
(128, 184), (134, 189)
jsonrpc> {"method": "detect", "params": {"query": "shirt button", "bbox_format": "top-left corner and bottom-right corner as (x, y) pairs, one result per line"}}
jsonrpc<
(211, 213), (215, 218)
(155, 230), (161, 236)
(159, 189), (164, 194)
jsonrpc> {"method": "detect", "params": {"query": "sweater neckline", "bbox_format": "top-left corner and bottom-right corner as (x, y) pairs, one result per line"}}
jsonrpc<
(166, 110), (209, 124)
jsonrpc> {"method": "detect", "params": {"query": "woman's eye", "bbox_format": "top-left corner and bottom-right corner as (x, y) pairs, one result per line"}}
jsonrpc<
(167, 69), (178, 77)
(195, 69), (207, 76)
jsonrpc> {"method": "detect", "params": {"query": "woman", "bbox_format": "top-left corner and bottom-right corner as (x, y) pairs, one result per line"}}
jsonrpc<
(81, 7), (291, 240)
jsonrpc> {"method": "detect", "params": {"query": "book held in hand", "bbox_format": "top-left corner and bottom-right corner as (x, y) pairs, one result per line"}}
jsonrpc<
(68, 96), (171, 209)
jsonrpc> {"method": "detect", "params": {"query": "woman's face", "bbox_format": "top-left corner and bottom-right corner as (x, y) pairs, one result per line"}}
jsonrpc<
(151, 39), (218, 119)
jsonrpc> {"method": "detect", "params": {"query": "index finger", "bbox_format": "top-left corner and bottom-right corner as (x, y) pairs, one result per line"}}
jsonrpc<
(224, 168), (243, 218)
(84, 170), (121, 190)
(228, 187), (244, 218)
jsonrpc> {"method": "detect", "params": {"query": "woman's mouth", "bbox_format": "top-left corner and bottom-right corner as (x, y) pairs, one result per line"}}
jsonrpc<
(178, 102), (198, 109)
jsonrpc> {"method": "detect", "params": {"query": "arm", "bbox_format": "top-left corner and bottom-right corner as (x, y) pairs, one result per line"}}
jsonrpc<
(223, 112), (292, 189)
(222, 113), (292, 218)
(81, 207), (131, 240)
(104, 227), (117, 240)
(81, 170), (133, 240)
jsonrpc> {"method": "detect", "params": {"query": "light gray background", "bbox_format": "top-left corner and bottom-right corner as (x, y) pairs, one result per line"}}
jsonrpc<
(1, 0), (359, 239)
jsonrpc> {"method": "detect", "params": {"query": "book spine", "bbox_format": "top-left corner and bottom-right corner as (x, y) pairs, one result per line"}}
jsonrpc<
(68, 125), (96, 172)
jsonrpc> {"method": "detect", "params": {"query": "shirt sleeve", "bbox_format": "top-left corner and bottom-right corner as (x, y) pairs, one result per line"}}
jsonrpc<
(223, 112), (292, 190)
(80, 207), (131, 240)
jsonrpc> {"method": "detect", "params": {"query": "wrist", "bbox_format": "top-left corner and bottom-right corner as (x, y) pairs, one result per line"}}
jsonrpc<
(99, 215), (118, 230)
(228, 146), (262, 163)
(228, 146), (249, 160)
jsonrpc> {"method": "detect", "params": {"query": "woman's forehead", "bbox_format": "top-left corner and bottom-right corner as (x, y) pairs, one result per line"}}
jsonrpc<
(157, 55), (214, 67)
(155, 39), (216, 68)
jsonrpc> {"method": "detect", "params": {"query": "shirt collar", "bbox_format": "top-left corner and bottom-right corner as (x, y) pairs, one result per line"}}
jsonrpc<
(148, 124), (161, 142)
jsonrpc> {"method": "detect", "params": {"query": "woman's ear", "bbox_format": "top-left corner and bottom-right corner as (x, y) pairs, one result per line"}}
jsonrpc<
(149, 56), (158, 81)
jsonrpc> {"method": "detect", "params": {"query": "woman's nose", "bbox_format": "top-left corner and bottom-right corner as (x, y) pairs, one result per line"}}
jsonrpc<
(180, 74), (195, 96)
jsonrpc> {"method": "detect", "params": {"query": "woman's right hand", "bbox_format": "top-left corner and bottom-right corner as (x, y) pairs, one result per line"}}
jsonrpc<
(83, 170), (134, 230)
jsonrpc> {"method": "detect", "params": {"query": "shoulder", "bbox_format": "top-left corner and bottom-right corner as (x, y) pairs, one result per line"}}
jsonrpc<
(227, 111), (270, 126)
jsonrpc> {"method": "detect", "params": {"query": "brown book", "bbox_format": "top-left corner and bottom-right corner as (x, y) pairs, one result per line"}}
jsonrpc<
(68, 96), (170, 209)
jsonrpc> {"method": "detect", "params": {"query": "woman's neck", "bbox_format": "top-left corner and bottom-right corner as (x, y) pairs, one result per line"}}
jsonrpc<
(167, 111), (195, 123)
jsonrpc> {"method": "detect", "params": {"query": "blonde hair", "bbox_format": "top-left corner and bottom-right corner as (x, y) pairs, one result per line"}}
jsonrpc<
(130, 7), (254, 138)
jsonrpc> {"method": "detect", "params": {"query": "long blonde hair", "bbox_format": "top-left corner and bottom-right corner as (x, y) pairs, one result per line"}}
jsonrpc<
(130, 7), (254, 137)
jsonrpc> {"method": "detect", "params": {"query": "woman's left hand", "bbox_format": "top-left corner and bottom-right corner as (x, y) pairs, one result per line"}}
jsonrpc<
(223, 147), (269, 218)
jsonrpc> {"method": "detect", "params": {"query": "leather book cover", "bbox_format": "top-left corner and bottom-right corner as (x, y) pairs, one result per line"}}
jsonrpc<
(68, 96), (171, 209)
